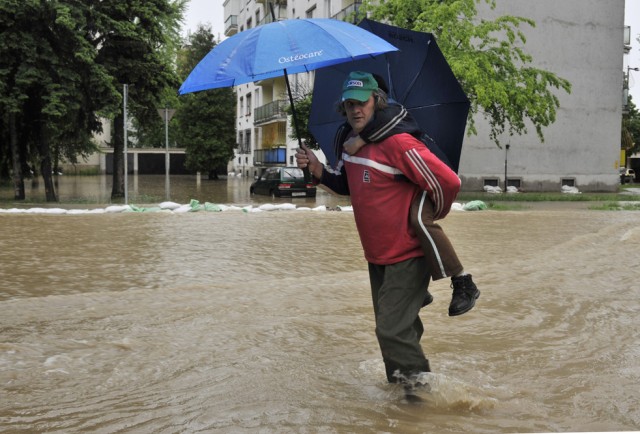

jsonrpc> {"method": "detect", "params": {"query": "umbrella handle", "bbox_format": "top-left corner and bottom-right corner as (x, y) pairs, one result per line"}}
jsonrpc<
(284, 69), (311, 182)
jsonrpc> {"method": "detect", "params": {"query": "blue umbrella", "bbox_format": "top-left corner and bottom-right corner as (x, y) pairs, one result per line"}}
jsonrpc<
(179, 18), (398, 162)
(308, 19), (470, 173)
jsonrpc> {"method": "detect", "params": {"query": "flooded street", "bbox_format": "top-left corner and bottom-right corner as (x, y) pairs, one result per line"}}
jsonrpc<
(0, 174), (349, 208)
(1, 177), (640, 433)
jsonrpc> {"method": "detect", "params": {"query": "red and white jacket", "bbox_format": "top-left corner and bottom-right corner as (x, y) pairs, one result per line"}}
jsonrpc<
(320, 132), (461, 265)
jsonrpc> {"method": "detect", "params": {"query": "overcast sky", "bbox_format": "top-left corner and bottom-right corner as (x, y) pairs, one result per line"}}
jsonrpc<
(625, 0), (640, 101)
(181, 0), (640, 100)
(181, 0), (226, 41)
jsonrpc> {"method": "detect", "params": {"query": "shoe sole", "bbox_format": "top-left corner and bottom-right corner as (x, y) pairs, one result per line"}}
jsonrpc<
(448, 289), (480, 316)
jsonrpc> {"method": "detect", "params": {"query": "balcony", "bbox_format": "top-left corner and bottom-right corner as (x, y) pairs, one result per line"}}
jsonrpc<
(258, 3), (287, 25)
(256, 0), (286, 4)
(224, 15), (238, 36)
(254, 147), (287, 166)
(332, 1), (363, 23)
(254, 100), (288, 125)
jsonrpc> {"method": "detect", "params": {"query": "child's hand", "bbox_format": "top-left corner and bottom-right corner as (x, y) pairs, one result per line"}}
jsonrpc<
(343, 135), (366, 155)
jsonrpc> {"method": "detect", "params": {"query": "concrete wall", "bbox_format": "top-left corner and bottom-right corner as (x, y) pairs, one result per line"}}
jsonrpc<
(459, 0), (625, 192)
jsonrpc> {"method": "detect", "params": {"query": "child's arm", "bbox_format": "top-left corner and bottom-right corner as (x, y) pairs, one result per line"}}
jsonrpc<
(343, 135), (366, 155)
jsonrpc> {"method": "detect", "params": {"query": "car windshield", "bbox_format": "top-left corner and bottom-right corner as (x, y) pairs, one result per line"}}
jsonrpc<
(281, 168), (304, 181)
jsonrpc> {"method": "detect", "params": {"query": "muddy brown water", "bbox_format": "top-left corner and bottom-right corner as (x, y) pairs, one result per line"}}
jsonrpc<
(1, 176), (639, 433)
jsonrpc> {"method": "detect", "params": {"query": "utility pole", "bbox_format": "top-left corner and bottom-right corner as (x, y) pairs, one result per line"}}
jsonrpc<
(157, 107), (176, 200)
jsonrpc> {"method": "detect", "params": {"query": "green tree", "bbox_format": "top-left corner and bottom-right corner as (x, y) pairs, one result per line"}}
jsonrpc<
(623, 96), (640, 156)
(362, 0), (571, 146)
(175, 24), (236, 179)
(90, 0), (187, 198)
(285, 81), (318, 150)
(0, 0), (119, 201)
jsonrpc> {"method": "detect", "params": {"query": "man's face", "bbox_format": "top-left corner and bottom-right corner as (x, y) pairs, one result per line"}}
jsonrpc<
(344, 94), (375, 134)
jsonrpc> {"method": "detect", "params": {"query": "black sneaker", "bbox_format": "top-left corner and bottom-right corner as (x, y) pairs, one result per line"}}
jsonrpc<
(449, 274), (480, 316)
(422, 290), (434, 307)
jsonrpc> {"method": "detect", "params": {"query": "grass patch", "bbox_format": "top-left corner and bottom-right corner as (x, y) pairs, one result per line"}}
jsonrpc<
(457, 191), (640, 203)
(484, 202), (531, 211)
(589, 201), (640, 211)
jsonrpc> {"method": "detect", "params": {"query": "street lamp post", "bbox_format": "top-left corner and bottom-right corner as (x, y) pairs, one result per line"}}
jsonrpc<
(123, 84), (128, 204)
(627, 66), (639, 87)
(626, 66), (639, 108)
(504, 143), (510, 193)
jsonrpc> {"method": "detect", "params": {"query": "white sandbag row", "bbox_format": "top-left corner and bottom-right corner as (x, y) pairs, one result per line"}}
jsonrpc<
(0, 198), (487, 215)
(0, 200), (354, 215)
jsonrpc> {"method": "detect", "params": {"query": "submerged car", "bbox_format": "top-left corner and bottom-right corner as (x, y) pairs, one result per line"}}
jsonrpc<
(250, 167), (317, 198)
(620, 168), (636, 184)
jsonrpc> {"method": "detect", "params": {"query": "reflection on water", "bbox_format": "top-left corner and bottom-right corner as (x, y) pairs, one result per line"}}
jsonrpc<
(1, 185), (640, 432)
(0, 175), (351, 208)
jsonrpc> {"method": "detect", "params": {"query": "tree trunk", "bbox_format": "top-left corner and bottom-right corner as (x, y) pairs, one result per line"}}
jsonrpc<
(111, 113), (125, 198)
(9, 113), (25, 200)
(38, 123), (57, 202)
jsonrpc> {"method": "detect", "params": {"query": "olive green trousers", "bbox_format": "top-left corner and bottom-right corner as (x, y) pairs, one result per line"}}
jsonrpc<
(368, 256), (431, 383)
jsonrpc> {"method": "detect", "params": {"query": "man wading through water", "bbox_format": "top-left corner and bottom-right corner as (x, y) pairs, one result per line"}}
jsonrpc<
(296, 71), (479, 395)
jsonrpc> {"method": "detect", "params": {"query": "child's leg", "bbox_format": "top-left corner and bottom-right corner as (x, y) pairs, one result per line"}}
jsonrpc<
(410, 191), (464, 280)
(411, 191), (480, 316)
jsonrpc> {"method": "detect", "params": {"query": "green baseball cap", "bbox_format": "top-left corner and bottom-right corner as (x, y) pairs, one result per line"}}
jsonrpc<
(341, 71), (378, 102)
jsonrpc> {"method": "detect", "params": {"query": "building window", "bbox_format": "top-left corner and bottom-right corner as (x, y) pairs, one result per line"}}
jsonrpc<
(561, 178), (575, 187)
(239, 97), (244, 117)
(246, 93), (252, 117)
(483, 178), (500, 187)
(506, 178), (521, 189)
(306, 5), (316, 18)
(245, 129), (251, 152)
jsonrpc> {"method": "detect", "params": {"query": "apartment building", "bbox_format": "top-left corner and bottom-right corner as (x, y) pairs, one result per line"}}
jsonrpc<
(223, 0), (626, 192)
(462, 0), (625, 192)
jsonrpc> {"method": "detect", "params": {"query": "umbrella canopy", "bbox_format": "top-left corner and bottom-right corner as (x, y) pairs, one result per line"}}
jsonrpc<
(179, 18), (398, 182)
(178, 18), (398, 94)
(308, 19), (470, 173)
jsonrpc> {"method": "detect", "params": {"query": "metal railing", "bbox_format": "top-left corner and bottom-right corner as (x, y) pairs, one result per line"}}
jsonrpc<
(224, 15), (238, 36)
(254, 100), (288, 124)
(332, 1), (363, 23)
(258, 2), (288, 26)
(254, 147), (287, 165)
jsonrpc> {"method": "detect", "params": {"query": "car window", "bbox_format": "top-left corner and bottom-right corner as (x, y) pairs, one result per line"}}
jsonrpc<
(281, 168), (303, 181)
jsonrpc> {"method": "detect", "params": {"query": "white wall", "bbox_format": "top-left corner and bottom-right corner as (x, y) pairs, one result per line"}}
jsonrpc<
(459, 0), (625, 191)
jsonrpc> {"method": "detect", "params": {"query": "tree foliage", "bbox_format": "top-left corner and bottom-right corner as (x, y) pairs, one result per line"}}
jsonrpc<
(174, 24), (236, 179)
(624, 96), (640, 155)
(362, 0), (572, 146)
(0, 0), (120, 200)
(0, 0), (186, 201)
(285, 82), (319, 150)
(90, 0), (186, 198)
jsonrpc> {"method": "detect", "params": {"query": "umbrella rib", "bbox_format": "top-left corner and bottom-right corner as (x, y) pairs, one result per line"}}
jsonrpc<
(398, 40), (431, 104)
